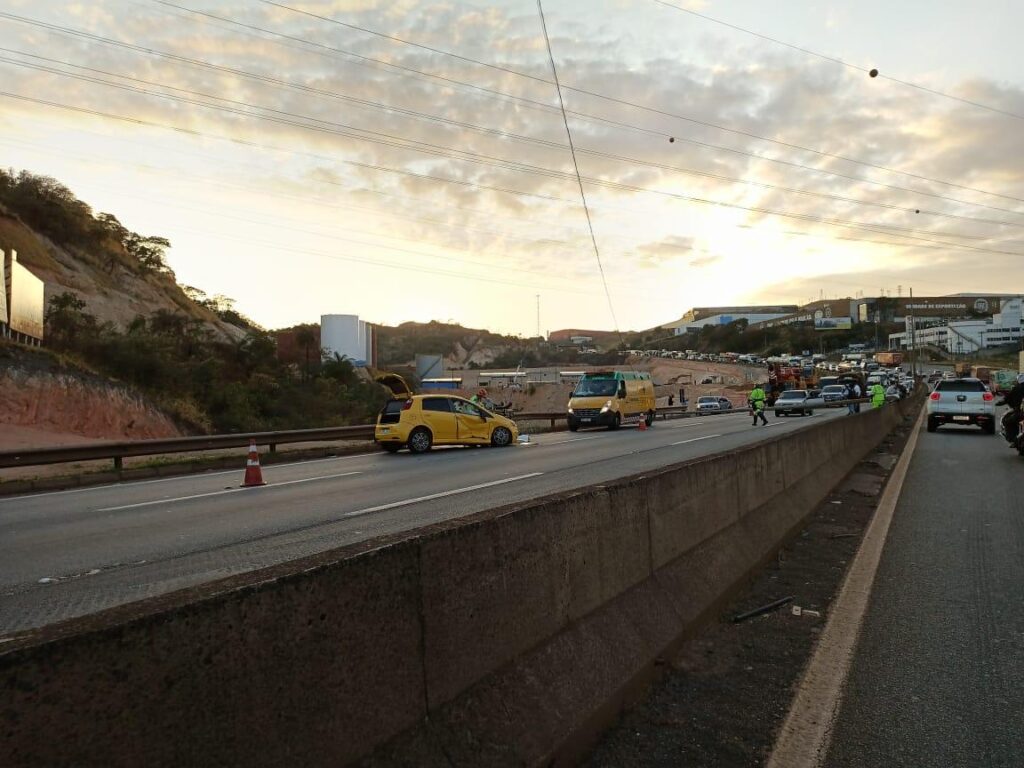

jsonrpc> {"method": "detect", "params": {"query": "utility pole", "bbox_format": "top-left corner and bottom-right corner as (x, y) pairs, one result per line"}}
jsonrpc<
(909, 287), (918, 377)
(536, 294), (541, 339)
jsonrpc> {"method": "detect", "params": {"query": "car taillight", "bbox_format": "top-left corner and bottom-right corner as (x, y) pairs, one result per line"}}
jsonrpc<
(929, 392), (940, 400)
(983, 392), (994, 401)
(401, 399), (413, 410)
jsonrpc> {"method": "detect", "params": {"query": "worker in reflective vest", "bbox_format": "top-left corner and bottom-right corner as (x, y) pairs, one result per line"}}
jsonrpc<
(870, 382), (886, 408)
(749, 384), (768, 426)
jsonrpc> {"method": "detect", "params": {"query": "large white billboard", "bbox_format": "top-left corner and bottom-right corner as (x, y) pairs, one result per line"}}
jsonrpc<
(5, 250), (44, 340)
(0, 249), (8, 325)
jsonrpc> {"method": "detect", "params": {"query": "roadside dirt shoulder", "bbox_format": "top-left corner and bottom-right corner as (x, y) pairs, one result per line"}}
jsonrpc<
(585, 405), (921, 767)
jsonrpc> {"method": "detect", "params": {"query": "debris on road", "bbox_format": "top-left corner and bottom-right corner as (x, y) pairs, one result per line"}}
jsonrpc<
(731, 596), (795, 623)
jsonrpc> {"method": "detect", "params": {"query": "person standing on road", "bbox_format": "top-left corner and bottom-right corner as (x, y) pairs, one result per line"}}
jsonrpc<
(678, 385), (686, 405)
(749, 383), (768, 426)
(870, 381), (886, 408)
(846, 381), (859, 415)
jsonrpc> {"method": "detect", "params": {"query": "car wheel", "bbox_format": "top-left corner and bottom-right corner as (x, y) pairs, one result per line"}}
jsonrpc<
(491, 426), (513, 447)
(609, 413), (621, 431)
(774, 411), (780, 418)
(380, 443), (401, 453)
(407, 427), (433, 453)
(926, 417), (938, 433)
(568, 423), (579, 432)
(983, 420), (996, 435)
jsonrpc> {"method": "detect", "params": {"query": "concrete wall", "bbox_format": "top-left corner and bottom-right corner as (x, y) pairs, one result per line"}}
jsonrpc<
(1, 396), (921, 767)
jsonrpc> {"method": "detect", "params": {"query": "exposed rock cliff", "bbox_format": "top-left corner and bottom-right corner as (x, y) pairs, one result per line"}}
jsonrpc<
(0, 351), (181, 447)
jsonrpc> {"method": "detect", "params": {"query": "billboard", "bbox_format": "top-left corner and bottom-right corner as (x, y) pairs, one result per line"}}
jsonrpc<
(6, 250), (44, 340)
(814, 316), (852, 330)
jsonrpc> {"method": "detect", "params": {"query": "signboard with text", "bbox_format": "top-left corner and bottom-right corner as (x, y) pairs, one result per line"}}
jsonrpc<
(814, 316), (852, 330)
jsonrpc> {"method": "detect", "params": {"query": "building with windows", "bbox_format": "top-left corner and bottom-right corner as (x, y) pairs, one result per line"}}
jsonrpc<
(888, 297), (1023, 354)
(667, 305), (798, 335)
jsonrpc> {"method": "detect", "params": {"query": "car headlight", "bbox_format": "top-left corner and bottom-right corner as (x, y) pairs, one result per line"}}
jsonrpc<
(567, 407), (574, 414)
(601, 400), (612, 412)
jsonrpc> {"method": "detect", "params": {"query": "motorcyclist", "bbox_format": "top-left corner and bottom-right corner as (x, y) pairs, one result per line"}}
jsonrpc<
(995, 373), (1024, 445)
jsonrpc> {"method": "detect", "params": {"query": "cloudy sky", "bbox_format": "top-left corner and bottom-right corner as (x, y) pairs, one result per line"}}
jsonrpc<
(1, 0), (1022, 335)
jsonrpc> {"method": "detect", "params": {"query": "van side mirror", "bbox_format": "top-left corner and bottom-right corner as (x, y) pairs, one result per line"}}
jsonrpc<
(618, 384), (626, 399)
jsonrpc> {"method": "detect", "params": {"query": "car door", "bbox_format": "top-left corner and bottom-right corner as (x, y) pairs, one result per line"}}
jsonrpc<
(453, 399), (490, 442)
(420, 397), (458, 443)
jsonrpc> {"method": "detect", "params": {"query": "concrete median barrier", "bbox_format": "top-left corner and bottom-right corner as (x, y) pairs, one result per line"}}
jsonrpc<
(0, 394), (922, 767)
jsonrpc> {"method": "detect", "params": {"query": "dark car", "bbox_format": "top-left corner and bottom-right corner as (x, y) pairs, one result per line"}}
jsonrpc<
(820, 384), (848, 404)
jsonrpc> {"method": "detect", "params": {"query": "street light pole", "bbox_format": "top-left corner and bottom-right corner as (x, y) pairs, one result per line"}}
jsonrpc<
(909, 287), (918, 377)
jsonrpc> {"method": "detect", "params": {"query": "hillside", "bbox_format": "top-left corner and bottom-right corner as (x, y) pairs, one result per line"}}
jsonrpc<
(0, 170), (387, 440)
(0, 170), (243, 339)
(376, 321), (625, 370)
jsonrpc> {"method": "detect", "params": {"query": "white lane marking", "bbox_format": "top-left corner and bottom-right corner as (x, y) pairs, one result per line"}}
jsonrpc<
(544, 435), (605, 445)
(0, 452), (381, 503)
(671, 434), (721, 446)
(343, 473), (543, 518)
(96, 471), (362, 512)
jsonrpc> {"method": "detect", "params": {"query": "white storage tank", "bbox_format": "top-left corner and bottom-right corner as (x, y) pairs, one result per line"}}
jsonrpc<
(321, 314), (367, 366)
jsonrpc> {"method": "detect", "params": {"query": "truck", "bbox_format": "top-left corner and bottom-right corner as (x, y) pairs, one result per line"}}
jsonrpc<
(875, 351), (904, 366)
(970, 365), (993, 384)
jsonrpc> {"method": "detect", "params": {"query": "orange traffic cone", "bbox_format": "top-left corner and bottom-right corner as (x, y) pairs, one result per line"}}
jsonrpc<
(241, 440), (266, 487)
(637, 415), (648, 431)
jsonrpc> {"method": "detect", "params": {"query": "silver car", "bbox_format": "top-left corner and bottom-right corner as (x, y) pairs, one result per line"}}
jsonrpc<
(696, 396), (733, 414)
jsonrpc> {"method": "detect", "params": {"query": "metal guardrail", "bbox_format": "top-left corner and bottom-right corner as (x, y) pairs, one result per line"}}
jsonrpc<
(0, 398), (888, 471)
(0, 426), (375, 470)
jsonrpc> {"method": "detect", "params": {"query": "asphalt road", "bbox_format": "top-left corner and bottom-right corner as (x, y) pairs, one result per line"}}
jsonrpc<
(827, 416), (1024, 767)
(0, 407), (848, 635)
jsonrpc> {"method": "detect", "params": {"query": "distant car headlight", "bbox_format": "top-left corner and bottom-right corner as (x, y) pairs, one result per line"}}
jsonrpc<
(567, 407), (574, 414)
(601, 400), (612, 412)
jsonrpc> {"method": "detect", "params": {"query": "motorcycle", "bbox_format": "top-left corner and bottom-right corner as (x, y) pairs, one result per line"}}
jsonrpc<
(998, 408), (1024, 456)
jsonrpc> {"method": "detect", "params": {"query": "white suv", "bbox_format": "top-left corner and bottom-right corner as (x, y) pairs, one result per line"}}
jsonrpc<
(926, 378), (996, 433)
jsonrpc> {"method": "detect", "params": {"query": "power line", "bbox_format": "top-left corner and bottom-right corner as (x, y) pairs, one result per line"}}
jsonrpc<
(6, 131), (1000, 265)
(650, 0), (1024, 122)
(2, 85), (1019, 259)
(8, 47), (1017, 234)
(536, 0), (619, 333)
(9, 49), (1020, 232)
(6, 10), (1023, 217)
(1, 54), (1013, 249)
(199, 0), (1024, 205)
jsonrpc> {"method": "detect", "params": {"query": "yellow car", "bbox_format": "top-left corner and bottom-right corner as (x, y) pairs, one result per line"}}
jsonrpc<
(374, 374), (519, 454)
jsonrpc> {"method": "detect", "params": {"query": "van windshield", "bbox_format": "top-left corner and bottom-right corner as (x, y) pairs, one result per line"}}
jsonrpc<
(573, 378), (618, 397)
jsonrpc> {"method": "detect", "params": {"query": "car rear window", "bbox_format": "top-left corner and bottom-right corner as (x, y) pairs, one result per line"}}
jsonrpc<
(383, 400), (406, 414)
(422, 397), (452, 413)
(935, 380), (986, 392)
